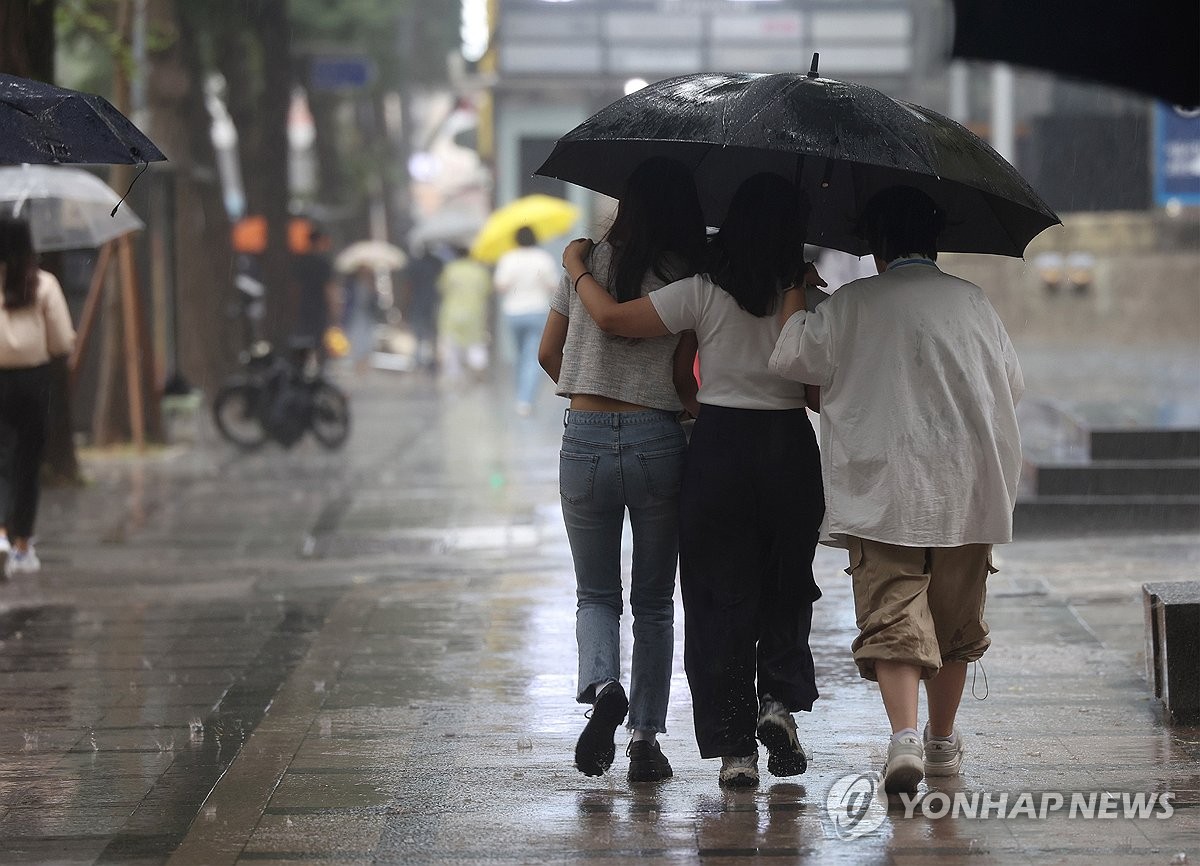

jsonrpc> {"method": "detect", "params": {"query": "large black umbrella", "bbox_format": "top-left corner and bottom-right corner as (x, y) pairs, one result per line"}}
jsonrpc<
(535, 63), (1060, 257)
(950, 0), (1199, 109)
(0, 73), (166, 165)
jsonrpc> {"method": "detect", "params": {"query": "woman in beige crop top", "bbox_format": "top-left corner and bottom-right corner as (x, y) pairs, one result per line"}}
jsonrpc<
(0, 217), (76, 577)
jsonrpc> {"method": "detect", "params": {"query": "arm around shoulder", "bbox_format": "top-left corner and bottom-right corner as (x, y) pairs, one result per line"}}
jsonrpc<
(561, 238), (671, 338)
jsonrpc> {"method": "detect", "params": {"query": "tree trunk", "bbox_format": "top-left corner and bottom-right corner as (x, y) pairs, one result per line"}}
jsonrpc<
(0, 0), (81, 482)
(91, 0), (163, 447)
(215, 0), (293, 348)
(146, 0), (238, 398)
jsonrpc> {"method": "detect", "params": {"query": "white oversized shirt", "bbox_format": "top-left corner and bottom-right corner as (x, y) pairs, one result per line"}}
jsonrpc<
(768, 258), (1024, 547)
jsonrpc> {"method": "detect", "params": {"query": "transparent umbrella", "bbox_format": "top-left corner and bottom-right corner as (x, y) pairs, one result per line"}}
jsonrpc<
(0, 163), (143, 251)
(334, 239), (408, 273)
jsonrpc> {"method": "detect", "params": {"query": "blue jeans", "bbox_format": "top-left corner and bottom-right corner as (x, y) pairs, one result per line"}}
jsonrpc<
(560, 409), (686, 733)
(506, 312), (546, 407)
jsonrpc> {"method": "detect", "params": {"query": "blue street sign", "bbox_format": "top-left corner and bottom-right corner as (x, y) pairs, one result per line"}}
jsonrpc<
(309, 56), (375, 91)
(1154, 104), (1200, 207)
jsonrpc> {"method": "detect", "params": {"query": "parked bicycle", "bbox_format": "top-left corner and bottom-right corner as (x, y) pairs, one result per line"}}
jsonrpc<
(212, 339), (351, 451)
(212, 268), (350, 450)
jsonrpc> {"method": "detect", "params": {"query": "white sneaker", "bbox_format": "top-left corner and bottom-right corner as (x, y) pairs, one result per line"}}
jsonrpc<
(5, 546), (40, 577)
(719, 751), (759, 788)
(882, 734), (924, 794)
(923, 725), (965, 776)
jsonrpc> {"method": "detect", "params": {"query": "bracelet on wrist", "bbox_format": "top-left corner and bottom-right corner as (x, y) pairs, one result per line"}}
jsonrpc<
(573, 271), (593, 291)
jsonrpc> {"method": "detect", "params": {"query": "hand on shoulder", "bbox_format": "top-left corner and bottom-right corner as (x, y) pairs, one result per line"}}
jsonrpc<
(562, 238), (595, 270)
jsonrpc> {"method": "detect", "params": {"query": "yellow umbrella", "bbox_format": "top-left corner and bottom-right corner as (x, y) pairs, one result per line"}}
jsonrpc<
(469, 194), (580, 264)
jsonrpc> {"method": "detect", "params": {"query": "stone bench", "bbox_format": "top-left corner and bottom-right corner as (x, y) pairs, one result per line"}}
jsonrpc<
(1143, 581), (1200, 724)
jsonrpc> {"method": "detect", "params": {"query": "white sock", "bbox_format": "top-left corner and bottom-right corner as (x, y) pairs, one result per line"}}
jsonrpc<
(592, 679), (616, 702)
(631, 729), (655, 744)
(927, 729), (958, 743)
(891, 727), (919, 743)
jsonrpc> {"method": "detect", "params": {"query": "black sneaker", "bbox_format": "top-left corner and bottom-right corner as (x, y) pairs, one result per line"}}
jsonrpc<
(574, 682), (628, 776)
(755, 696), (808, 777)
(626, 740), (673, 783)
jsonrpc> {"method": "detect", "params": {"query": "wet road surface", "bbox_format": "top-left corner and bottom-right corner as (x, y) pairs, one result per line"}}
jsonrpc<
(0, 371), (1196, 865)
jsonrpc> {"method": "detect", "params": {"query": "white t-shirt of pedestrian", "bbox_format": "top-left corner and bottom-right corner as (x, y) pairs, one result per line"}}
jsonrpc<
(493, 246), (560, 317)
(649, 273), (809, 411)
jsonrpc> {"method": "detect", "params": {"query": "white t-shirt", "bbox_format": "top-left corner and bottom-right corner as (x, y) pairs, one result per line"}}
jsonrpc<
(649, 274), (808, 410)
(769, 258), (1025, 547)
(493, 246), (560, 317)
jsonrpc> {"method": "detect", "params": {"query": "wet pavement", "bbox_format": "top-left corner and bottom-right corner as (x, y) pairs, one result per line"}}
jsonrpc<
(0, 367), (1197, 865)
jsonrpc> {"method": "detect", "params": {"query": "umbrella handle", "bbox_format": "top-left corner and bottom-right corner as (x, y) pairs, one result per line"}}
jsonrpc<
(109, 161), (148, 217)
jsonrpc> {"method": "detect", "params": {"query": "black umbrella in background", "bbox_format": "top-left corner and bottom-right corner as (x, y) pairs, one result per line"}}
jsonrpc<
(0, 73), (166, 165)
(536, 60), (1060, 257)
(950, 0), (1200, 109)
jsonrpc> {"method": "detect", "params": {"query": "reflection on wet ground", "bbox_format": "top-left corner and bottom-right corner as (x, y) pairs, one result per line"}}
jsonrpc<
(0, 371), (1195, 865)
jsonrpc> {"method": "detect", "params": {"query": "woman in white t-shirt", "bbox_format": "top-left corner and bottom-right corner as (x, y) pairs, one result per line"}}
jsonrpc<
(537, 156), (706, 783)
(493, 227), (560, 415)
(563, 173), (826, 789)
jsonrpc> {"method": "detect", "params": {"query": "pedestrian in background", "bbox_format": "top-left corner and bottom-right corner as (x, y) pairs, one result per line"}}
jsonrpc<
(0, 216), (75, 578)
(341, 264), (377, 375)
(539, 156), (706, 783)
(770, 185), (1024, 795)
(436, 247), (492, 384)
(291, 228), (340, 367)
(564, 173), (826, 789)
(404, 245), (443, 373)
(494, 226), (559, 416)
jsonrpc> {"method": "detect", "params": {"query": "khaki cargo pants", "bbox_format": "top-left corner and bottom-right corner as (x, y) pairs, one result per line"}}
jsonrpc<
(846, 537), (995, 681)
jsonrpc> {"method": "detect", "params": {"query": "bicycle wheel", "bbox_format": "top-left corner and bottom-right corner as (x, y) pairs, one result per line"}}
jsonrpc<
(310, 382), (351, 450)
(212, 382), (270, 450)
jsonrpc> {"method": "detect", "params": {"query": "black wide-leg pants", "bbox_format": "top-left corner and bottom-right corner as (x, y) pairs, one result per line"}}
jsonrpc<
(679, 404), (825, 759)
(0, 364), (50, 539)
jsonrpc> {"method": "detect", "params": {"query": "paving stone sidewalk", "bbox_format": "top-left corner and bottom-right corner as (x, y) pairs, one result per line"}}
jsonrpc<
(0, 371), (1195, 865)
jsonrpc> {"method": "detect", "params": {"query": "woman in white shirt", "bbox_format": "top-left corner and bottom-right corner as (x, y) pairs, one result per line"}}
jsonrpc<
(563, 173), (826, 788)
(493, 226), (561, 415)
(0, 217), (76, 577)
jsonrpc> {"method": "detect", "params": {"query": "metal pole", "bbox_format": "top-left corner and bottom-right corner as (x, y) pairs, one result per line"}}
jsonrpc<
(990, 63), (1016, 167)
(949, 61), (970, 125)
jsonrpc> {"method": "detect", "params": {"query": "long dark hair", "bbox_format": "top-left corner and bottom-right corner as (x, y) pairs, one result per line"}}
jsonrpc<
(0, 216), (37, 311)
(707, 174), (810, 318)
(603, 156), (706, 302)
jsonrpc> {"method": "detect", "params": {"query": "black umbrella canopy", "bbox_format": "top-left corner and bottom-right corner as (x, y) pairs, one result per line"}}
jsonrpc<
(0, 73), (166, 165)
(536, 69), (1060, 257)
(951, 0), (1199, 109)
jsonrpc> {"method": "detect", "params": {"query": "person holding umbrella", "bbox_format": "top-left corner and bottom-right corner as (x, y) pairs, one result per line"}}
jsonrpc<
(0, 216), (75, 577)
(769, 186), (1024, 795)
(562, 173), (826, 788)
(538, 156), (706, 783)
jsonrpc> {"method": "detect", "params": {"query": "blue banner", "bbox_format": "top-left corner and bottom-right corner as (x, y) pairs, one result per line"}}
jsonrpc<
(1155, 105), (1200, 207)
